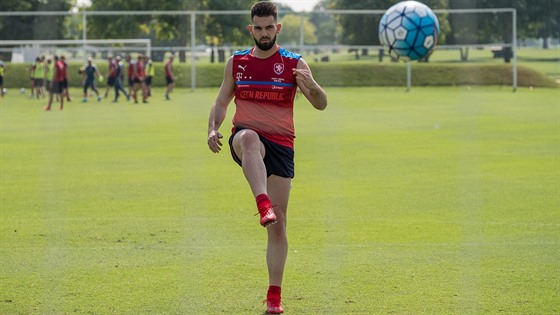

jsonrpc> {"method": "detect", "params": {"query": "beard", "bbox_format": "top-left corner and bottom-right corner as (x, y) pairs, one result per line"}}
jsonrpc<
(253, 35), (277, 51)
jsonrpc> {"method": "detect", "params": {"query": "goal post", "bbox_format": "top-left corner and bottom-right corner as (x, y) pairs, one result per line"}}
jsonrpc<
(0, 39), (151, 63)
(433, 8), (518, 92)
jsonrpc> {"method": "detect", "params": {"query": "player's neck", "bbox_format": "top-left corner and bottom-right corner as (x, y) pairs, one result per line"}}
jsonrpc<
(252, 45), (279, 59)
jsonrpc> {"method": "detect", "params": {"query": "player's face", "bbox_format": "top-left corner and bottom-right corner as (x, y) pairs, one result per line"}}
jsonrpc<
(249, 15), (281, 51)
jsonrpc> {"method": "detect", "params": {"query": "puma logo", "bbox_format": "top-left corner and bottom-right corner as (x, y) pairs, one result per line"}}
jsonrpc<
(238, 65), (247, 71)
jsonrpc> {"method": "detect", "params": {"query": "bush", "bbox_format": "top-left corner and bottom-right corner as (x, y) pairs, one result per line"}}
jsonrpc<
(1, 62), (555, 89)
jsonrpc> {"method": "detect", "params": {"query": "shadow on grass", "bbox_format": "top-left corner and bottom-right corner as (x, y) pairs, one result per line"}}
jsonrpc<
(517, 56), (560, 62)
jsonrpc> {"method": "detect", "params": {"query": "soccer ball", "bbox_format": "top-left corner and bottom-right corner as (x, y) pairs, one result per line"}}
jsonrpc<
(20, 88), (26, 94)
(378, 1), (440, 61)
(2, 88), (6, 95)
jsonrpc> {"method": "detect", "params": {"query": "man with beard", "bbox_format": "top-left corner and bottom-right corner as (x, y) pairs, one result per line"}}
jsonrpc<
(206, 2), (327, 314)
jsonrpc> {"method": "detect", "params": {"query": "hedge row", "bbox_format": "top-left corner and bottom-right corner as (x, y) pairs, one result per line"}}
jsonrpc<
(1, 62), (555, 89)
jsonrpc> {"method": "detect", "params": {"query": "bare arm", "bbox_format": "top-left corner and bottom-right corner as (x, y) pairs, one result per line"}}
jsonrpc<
(207, 56), (236, 153)
(293, 58), (327, 111)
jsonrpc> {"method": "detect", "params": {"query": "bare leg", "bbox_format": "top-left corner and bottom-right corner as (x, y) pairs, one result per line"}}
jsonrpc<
(165, 82), (175, 100)
(232, 129), (267, 197)
(43, 92), (54, 111)
(266, 175), (291, 287)
(232, 130), (290, 286)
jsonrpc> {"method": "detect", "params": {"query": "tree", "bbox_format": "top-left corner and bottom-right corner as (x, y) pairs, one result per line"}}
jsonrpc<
(448, 0), (559, 61)
(278, 14), (318, 47)
(0, 0), (72, 60)
(310, 0), (342, 45)
(202, 0), (251, 62)
(0, 0), (72, 40)
(329, 0), (447, 44)
(86, 0), (256, 62)
(514, 0), (559, 48)
(328, 0), (449, 60)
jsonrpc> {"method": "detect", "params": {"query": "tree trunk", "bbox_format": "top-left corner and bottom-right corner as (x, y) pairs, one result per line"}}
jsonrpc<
(460, 47), (469, 61)
(179, 51), (186, 63)
(503, 47), (512, 63)
(178, 39), (187, 63)
(543, 37), (549, 49)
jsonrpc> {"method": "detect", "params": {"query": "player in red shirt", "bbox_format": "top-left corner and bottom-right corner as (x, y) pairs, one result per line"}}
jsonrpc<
(43, 55), (66, 111)
(131, 54), (148, 103)
(207, 2), (327, 314)
(164, 55), (175, 100)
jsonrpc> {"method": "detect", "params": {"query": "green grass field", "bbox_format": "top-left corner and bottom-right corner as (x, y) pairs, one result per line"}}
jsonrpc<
(1, 87), (559, 314)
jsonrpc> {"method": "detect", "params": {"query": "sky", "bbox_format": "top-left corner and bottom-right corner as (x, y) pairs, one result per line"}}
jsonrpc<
(275, 0), (321, 12)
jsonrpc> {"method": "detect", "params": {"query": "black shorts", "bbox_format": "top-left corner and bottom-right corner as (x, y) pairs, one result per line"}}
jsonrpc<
(62, 79), (68, 89)
(50, 81), (63, 94)
(145, 76), (152, 86)
(165, 77), (174, 85)
(34, 79), (44, 87)
(107, 76), (116, 86)
(229, 127), (295, 178)
(0, 76), (3, 85)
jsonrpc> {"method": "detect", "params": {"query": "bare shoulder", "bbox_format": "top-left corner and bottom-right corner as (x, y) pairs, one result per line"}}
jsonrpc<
(223, 56), (235, 74)
(297, 57), (311, 70)
(226, 55), (234, 67)
(219, 56), (236, 93)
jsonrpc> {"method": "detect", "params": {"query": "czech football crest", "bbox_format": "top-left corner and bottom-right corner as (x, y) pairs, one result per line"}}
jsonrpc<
(274, 63), (284, 75)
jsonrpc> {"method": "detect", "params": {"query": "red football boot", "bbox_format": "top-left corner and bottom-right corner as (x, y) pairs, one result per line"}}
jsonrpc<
(258, 205), (277, 227)
(265, 296), (284, 314)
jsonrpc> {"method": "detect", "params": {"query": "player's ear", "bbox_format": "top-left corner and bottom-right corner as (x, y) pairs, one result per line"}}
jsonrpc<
(276, 23), (282, 34)
(248, 24), (253, 34)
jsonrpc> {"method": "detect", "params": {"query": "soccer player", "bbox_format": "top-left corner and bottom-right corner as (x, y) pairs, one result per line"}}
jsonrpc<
(0, 56), (4, 98)
(104, 55), (116, 98)
(144, 56), (154, 99)
(131, 54), (148, 103)
(28, 58), (36, 98)
(32, 56), (45, 99)
(112, 56), (129, 102)
(81, 57), (102, 102)
(60, 55), (72, 102)
(44, 57), (53, 97)
(206, 2), (327, 314)
(43, 55), (65, 111)
(126, 54), (134, 96)
(164, 55), (175, 100)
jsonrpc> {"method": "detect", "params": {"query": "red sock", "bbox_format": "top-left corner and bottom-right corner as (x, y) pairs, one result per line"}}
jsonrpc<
(256, 194), (271, 210)
(267, 285), (282, 299)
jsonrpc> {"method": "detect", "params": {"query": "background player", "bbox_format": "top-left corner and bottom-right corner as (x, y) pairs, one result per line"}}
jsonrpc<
(164, 55), (175, 100)
(81, 57), (103, 102)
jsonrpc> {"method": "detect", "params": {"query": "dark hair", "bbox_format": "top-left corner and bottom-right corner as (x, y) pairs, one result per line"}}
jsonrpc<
(251, 1), (277, 21)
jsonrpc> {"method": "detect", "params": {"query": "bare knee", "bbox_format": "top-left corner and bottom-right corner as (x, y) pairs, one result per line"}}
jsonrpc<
(240, 130), (261, 150)
(233, 130), (265, 160)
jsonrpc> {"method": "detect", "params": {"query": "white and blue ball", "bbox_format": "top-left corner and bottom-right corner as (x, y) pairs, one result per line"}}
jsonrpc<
(379, 1), (440, 61)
